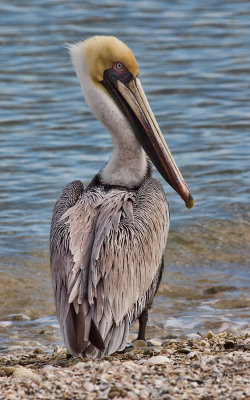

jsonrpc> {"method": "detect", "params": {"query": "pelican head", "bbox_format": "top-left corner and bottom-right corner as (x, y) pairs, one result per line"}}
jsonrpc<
(69, 36), (193, 208)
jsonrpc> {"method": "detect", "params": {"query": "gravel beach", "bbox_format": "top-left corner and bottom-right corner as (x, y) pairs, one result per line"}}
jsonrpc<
(0, 331), (249, 399)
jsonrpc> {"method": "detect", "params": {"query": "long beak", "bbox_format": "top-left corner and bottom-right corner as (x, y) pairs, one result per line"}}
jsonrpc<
(103, 72), (194, 209)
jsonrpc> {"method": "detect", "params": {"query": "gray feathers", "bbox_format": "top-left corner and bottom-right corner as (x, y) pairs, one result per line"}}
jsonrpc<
(50, 177), (169, 358)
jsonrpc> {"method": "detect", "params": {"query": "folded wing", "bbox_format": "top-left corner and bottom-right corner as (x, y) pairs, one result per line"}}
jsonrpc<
(50, 177), (169, 358)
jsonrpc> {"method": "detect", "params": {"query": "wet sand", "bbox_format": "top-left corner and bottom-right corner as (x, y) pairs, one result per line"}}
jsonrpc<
(0, 331), (249, 400)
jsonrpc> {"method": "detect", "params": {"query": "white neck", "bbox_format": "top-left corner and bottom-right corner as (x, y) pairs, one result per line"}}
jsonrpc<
(70, 44), (147, 187)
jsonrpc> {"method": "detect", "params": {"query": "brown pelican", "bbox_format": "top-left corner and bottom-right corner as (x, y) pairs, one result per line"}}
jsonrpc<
(50, 36), (193, 359)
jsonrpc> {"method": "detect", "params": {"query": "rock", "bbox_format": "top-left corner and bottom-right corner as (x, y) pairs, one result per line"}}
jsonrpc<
(42, 365), (56, 372)
(84, 382), (94, 392)
(224, 341), (237, 350)
(186, 333), (201, 340)
(206, 331), (214, 339)
(200, 340), (209, 347)
(76, 362), (85, 368)
(161, 348), (174, 356)
(122, 361), (137, 371)
(132, 340), (147, 348)
(39, 329), (50, 335)
(218, 331), (227, 338)
(0, 367), (16, 377)
(108, 387), (127, 398)
(149, 338), (162, 346)
(12, 366), (38, 380)
(187, 378), (204, 385)
(10, 314), (30, 321)
(154, 379), (163, 387)
(243, 343), (250, 351)
(142, 346), (161, 355)
(53, 345), (64, 356)
(186, 351), (198, 359)
(1, 392), (17, 400)
(175, 348), (192, 354)
(162, 339), (178, 348)
(145, 355), (170, 365)
(33, 347), (43, 354)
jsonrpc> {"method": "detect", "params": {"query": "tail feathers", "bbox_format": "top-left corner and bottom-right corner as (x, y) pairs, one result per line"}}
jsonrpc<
(85, 316), (129, 359)
(106, 316), (129, 355)
(63, 303), (88, 355)
(89, 319), (105, 351)
(63, 304), (129, 359)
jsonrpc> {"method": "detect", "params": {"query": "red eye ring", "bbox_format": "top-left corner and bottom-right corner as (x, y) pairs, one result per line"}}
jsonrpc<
(112, 61), (126, 74)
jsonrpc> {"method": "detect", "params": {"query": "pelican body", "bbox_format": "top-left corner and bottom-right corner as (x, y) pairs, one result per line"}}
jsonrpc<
(50, 36), (193, 359)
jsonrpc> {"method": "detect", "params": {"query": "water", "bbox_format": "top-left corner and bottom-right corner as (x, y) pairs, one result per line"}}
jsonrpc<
(0, 0), (250, 353)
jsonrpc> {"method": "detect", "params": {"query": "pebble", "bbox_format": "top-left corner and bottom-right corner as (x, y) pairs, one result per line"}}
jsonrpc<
(33, 347), (43, 354)
(2, 393), (17, 400)
(206, 331), (214, 339)
(145, 355), (171, 365)
(12, 366), (38, 380)
(149, 338), (162, 346)
(218, 331), (227, 338)
(224, 340), (236, 349)
(0, 367), (16, 377)
(76, 362), (86, 368)
(132, 340), (147, 348)
(0, 332), (249, 400)
(186, 351), (198, 359)
(10, 313), (30, 321)
(162, 339), (178, 347)
(123, 361), (138, 371)
(84, 381), (95, 392)
(42, 365), (56, 372)
(175, 348), (191, 354)
(186, 333), (201, 340)
(161, 348), (174, 355)
(108, 387), (127, 398)
(154, 379), (163, 387)
(141, 346), (161, 355)
(200, 340), (210, 347)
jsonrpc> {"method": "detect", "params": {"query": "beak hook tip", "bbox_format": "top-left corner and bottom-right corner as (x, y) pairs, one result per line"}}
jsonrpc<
(186, 193), (194, 209)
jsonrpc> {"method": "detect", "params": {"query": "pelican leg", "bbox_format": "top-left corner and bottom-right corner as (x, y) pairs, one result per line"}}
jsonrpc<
(137, 310), (148, 341)
(136, 258), (164, 343)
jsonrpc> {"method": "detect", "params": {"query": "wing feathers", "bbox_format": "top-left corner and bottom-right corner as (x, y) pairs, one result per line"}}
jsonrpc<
(68, 271), (82, 303)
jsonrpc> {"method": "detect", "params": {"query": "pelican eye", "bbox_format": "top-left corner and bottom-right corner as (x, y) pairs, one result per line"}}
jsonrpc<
(110, 61), (128, 77)
(116, 62), (123, 69)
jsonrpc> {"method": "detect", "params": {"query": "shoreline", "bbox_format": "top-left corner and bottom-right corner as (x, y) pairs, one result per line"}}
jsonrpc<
(0, 331), (249, 400)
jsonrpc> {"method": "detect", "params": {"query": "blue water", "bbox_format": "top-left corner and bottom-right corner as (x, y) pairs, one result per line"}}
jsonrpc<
(0, 0), (250, 353)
